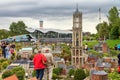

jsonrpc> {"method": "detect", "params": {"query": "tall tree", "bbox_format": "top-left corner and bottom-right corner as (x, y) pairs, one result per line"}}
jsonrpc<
(9, 22), (17, 34)
(0, 29), (9, 39)
(110, 26), (119, 39)
(9, 21), (29, 36)
(108, 6), (119, 25)
(96, 21), (109, 39)
(108, 6), (120, 39)
(99, 22), (109, 39)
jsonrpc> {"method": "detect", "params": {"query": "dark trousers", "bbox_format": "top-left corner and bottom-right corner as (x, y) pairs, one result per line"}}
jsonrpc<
(36, 69), (44, 80)
(2, 50), (6, 58)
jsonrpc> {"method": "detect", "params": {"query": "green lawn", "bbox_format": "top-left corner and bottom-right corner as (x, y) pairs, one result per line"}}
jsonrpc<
(83, 40), (98, 48)
(106, 40), (120, 48)
(83, 39), (120, 49)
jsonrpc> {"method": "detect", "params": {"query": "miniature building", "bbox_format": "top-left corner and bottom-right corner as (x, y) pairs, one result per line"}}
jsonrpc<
(103, 57), (118, 68)
(103, 57), (111, 62)
(95, 66), (104, 71)
(92, 70), (108, 80)
(94, 42), (108, 53)
(19, 47), (33, 59)
(71, 5), (85, 68)
(84, 55), (98, 69)
(54, 57), (66, 68)
(102, 43), (108, 53)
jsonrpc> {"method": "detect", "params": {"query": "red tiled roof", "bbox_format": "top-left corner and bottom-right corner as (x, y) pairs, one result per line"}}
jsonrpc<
(30, 77), (37, 80)
(3, 74), (18, 80)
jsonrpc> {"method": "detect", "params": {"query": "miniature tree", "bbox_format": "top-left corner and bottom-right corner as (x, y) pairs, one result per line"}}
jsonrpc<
(74, 69), (86, 80)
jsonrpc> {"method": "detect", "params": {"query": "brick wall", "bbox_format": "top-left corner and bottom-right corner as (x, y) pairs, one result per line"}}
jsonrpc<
(92, 74), (108, 80)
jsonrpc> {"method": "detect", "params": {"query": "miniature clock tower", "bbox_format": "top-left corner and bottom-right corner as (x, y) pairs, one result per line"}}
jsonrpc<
(71, 5), (85, 68)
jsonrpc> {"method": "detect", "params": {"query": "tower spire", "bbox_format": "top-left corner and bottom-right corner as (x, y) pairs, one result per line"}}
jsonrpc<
(76, 4), (79, 12)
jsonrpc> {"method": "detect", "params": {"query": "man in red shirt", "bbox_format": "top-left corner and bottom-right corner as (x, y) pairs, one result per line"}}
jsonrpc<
(33, 50), (47, 80)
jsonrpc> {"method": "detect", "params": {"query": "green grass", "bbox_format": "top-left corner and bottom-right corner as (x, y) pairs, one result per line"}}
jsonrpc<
(106, 40), (120, 48)
(83, 39), (120, 49)
(83, 40), (98, 48)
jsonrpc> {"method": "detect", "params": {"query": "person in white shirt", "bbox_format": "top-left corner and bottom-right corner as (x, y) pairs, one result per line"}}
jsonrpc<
(84, 43), (88, 51)
(42, 47), (54, 80)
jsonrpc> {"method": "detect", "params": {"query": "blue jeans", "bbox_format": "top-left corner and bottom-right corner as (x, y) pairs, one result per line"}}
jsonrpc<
(36, 69), (44, 80)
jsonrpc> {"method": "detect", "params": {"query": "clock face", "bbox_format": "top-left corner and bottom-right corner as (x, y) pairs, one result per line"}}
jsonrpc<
(75, 18), (79, 22)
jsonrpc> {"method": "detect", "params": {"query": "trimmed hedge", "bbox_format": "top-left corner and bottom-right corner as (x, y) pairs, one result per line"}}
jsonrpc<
(74, 69), (86, 80)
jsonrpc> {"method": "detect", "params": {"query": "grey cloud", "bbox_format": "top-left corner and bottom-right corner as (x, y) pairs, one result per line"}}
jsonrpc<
(0, 0), (119, 22)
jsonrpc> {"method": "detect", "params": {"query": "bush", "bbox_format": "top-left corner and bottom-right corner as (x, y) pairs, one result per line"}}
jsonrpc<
(74, 69), (86, 80)
(53, 67), (62, 75)
(2, 70), (13, 79)
(110, 50), (119, 57)
(16, 70), (25, 80)
(12, 66), (25, 80)
(1, 61), (9, 69)
(108, 71), (120, 80)
(85, 70), (89, 77)
(68, 69), (75, 77)
(32, 70), (36, 77)
(0, 58), (7, 63)
(52, 73), (59, 80)
(12, 66), (25, 75)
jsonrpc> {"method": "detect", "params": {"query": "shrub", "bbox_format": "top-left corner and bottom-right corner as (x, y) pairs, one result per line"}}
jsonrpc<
(12, 66), (25, 80)
(0, 58), (7, 63)
(1, 61), (9, 69)
(16, 70), (25, 80)
(74, 69), (86, 80)
(2, 70), (13, 79)
(68, 69), (75, 77)
(52, 73), (63, 80)
(53, 67), (62, 75)
(12, 66), (25, 74)
(52, 73), (59, 80)
(110, 50), (119, 57)
(85, 70), (89, 77)
(108, 71), (120, 80)
(32, 70), (36, 77)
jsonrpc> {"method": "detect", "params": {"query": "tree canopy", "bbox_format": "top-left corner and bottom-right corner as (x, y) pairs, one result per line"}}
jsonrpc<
(0, 29), (9, 39)
(9, 21), (29, 36)
(96, 21), (109, 39)
(96, 6), (120, 40)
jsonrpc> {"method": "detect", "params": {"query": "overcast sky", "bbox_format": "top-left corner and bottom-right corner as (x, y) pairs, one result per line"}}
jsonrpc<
(0, 0), (120, 33)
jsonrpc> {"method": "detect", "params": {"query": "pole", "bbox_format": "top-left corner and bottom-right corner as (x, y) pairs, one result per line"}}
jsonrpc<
(99, 8), (101, 23)
(98, 8), (101, 41)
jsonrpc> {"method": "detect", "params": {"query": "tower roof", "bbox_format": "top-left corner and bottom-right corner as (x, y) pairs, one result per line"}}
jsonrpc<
(75, 4), (79, 12)
(74, 4), (81, 14)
